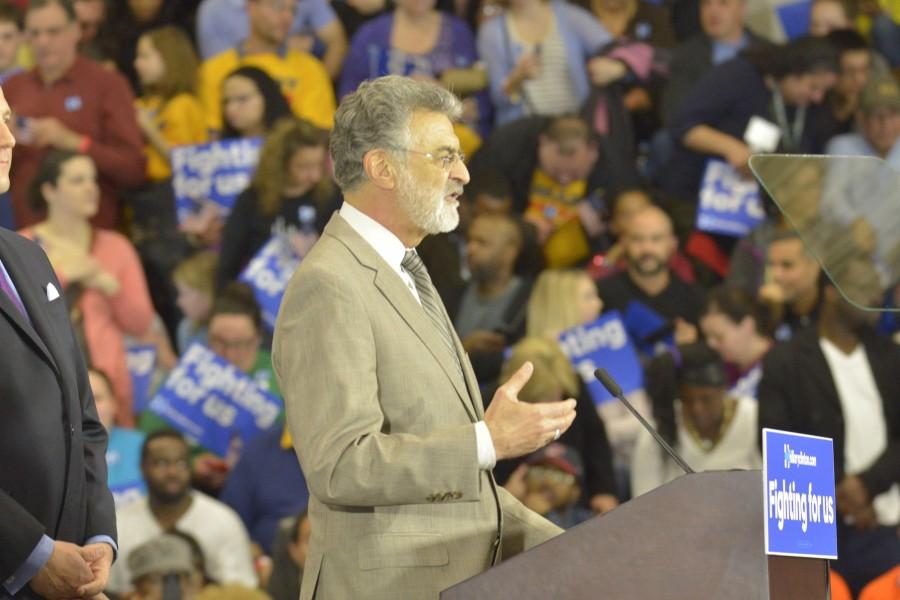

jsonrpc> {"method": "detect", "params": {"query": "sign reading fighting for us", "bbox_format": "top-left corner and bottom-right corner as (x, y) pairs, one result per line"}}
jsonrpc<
(697, 159), (765, 237)
(148, 344), (282, 457)
(558, 311), (643, 405)
(239, 236), (300, 330)
(171, 137), (262, 222)
(762, 428), (838, 559)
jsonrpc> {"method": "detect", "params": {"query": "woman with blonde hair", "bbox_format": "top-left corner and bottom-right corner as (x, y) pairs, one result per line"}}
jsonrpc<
(526, 268), (603, 340)
(217, 117), (340, 288)
(526, 267), (651, 489)
(496, 336), (619, 514)
(134, 25), (208, 182)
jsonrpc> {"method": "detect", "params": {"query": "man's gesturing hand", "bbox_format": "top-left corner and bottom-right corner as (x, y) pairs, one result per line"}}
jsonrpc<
(484, 362), (577, 460)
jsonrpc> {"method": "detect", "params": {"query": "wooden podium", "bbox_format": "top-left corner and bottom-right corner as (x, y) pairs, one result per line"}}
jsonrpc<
(441, 470), (828, 600)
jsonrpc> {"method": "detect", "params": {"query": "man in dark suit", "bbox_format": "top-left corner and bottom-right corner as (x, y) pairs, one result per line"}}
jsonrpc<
(758, 257), (899, 596)
(661, 0), (765, 124)
(0, 84), (116, 599)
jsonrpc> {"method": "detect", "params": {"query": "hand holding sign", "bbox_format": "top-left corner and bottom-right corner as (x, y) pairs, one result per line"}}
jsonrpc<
(697, 159), (764, 238)
(485, 362), (577, 460)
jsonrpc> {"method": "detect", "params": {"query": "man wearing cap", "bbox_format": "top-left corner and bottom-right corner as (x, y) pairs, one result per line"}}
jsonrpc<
(127, 534), (204, 600)
(826, 74), (900, 168)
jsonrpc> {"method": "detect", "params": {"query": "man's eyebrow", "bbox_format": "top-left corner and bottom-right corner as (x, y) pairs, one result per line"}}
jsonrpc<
(434, 145), (460, 154)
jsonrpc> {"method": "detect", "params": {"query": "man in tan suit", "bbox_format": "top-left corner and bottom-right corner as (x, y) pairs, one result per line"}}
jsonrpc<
(273, 75), (578, 599)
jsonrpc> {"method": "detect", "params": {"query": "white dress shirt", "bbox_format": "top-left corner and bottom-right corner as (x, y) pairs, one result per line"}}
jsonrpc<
(339, 202), (497, 470)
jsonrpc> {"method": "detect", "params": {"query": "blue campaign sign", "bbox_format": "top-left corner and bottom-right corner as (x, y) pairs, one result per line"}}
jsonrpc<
(147, 344), (283, 457)
(171, 137), (262, 222)
(696, 159), (765, 238)
(126, 344), (157, 415)
(762, 428), (838, 559)
(621, 300), (674, 358)
(777, 0), (812, 40)
(558, 311), (643, 405)
(239, 236), (301, 330)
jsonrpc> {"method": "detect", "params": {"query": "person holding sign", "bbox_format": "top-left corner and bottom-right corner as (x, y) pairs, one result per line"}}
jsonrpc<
(597, 204), (705, 352)
(273, 76), (576, 600)
(632, 341), (761, 497)
(217, 117), (338, 289)
(758, 257), (900, 596)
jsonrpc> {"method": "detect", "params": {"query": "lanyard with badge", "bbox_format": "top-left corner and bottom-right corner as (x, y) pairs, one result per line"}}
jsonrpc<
(769, 78), (805, 152)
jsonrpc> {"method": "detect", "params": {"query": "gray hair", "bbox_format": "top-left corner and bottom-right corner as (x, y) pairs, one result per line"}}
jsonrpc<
(330, 75), (462, 192)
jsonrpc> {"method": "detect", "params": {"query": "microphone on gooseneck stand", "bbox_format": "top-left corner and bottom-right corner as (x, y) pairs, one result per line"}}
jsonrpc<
(594, 368), (695, 475)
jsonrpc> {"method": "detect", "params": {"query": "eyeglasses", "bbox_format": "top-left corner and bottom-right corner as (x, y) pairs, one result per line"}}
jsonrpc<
(388, 147), (466, 171)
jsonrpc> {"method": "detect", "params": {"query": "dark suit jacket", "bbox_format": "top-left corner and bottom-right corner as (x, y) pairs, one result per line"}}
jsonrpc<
(758, 328), (900, 498)
(661, 30), (767, 124)
(0, 228), (116, 588)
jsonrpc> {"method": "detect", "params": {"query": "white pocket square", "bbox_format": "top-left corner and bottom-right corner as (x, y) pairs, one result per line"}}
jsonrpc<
(46, 282), (60, 301)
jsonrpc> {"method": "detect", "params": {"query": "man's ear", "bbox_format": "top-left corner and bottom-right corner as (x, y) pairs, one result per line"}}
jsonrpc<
(363, 149), (398, 191)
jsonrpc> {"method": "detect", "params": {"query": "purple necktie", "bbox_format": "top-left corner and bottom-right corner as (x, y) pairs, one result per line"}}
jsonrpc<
(0, 270), (28, 318)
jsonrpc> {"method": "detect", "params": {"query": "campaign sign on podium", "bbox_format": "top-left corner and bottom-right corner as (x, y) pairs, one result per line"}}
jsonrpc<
(762, 428), (838, 559)
(558, 311), (643, 405)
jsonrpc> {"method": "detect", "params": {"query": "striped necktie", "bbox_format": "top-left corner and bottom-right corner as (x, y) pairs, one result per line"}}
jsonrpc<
(402, 249), (462, 372)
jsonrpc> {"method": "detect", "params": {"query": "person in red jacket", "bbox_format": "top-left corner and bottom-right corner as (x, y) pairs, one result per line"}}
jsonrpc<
(4, 0), (145, 228)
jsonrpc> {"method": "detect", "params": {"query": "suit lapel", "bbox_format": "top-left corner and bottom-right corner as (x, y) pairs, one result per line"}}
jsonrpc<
(326, 214), (479, 422)
(0, 234), (62, 377)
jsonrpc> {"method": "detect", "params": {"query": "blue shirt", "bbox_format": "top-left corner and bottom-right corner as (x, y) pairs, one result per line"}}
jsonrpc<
(196, 0), (337, 60)
(219, 426), (309, 554)
(711, 32), (750, 65)
(825, 132), (900, 170)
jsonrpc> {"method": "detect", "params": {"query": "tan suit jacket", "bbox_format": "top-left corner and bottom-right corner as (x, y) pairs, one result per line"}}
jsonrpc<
(273, 213), (561, 600)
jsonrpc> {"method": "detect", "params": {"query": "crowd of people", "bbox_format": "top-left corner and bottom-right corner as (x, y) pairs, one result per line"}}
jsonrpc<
(0, 0), (897, 598)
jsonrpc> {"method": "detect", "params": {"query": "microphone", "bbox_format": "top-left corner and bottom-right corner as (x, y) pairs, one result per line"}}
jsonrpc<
(594, 368), (694, 475)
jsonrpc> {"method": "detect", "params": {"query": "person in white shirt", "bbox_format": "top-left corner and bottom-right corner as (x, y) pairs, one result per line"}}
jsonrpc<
(631, 342), (761, 498)
(107, 430), (258, 595)
(758, 256), (899, 596)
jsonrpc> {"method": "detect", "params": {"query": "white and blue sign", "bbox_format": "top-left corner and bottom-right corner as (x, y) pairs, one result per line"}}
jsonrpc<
(763, 428), (838, 559)
(622, 300), (674, 358)
(558, 311), (643, 405)
(127, 344), (157, 415)
(147, 344), (283, 457)
(239, 236), (301, 330)
(697, 159), (765, 238)
(171, 137), (262, 222)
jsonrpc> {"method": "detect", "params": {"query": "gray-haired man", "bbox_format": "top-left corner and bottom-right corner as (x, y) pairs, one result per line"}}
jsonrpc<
(273, 75), (575, 599)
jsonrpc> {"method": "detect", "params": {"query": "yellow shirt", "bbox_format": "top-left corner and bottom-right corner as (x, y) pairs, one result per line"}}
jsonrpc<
(198, 48), (336, 131)
(136, 93), (208, 181)
(526, 168), (590, 268)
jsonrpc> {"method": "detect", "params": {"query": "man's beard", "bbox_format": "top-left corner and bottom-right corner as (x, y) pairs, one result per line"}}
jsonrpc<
(627, 253), (666, 276)
(396, 167), (461, 235)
